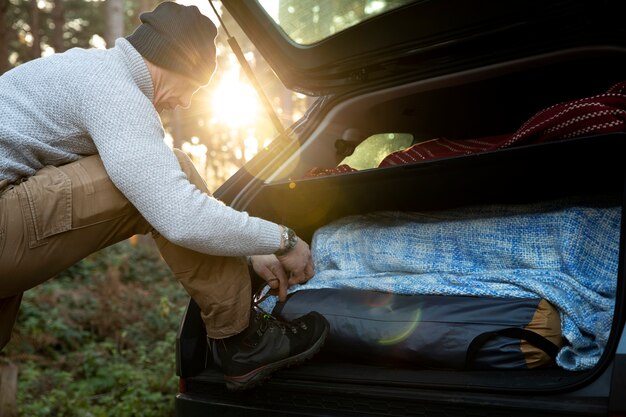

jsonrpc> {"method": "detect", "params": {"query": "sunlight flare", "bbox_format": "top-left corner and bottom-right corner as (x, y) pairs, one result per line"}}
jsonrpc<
(210, 70), (260, 129)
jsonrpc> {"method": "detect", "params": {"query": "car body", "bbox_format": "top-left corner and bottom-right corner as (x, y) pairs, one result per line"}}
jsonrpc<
(175, 1), (626, 416)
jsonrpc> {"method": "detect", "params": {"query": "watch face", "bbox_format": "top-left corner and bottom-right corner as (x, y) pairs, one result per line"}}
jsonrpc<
(276, 226), (298, 255)
(286, 227), (297, 248)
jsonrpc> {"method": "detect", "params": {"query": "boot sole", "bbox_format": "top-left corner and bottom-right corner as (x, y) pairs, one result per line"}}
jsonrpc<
(224, 319), (330, 391)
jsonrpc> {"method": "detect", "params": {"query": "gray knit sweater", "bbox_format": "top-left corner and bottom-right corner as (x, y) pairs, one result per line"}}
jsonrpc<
(0, 39), (281, 256)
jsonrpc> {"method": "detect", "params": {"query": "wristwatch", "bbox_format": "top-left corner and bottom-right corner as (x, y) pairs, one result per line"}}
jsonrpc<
(275, 226), (298, 256)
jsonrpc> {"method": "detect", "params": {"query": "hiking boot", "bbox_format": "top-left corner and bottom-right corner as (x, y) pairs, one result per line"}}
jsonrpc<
(210, 308), (329, 391)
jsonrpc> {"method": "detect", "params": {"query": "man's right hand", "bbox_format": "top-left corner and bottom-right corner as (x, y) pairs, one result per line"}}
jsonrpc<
(276, 238), (315, 288)
(250, 238), (314, 302)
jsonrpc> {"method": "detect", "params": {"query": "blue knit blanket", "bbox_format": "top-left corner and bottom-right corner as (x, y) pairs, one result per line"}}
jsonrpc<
(274, 200), (621, 371)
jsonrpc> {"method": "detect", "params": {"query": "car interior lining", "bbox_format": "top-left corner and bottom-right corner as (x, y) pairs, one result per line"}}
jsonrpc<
(179, 45), (626, 396)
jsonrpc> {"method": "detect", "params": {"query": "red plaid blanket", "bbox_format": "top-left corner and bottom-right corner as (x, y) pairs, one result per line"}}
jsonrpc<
(306, 81), (626, 177)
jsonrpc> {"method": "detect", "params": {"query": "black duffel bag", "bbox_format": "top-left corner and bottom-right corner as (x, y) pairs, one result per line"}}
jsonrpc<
(273, 288), (563, 370)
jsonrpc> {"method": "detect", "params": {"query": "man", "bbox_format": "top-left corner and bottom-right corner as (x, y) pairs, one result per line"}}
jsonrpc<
(0, 2), (328, 391)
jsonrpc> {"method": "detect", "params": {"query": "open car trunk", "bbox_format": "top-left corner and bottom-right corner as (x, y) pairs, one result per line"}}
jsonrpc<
(176, 46), (626, 416)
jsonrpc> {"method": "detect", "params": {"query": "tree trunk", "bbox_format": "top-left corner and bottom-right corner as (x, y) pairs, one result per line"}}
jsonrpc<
(0, 359), (18, 417)
(0, 0), (10, 74)
(51, 0), (65, 53)
(132, 0), (153, 26)
(30, 0), (41, 60)
(104, 0), (125, 48)
(139, 0), (151, 19)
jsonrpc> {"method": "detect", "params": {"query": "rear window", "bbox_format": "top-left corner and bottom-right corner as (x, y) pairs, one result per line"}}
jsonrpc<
(257, 0), (418, 45)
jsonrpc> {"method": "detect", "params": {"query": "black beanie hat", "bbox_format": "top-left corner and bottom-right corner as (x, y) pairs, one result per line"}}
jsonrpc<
(126, 1), (218, 85)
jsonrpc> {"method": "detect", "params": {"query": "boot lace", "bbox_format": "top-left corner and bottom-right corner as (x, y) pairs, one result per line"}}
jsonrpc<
(252, 283), (307, 335)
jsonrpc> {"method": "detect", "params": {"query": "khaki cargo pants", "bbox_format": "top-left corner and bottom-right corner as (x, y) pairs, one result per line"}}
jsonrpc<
(0, 150), (251, 350)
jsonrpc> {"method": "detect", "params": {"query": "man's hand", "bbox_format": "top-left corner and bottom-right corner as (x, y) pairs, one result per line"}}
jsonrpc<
(276, 239), (314, 287)
(250, 254), (289, 301)
(250, 240), (315, 302)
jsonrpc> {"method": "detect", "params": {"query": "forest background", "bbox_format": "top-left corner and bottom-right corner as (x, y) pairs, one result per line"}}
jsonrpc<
(0, 1), (313, 415)
(0, 0), (387, 415)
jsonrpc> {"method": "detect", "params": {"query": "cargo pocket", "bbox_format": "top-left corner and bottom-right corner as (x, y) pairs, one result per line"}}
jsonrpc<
(64, 157), (141, 229)
(16, 166), (72, 248)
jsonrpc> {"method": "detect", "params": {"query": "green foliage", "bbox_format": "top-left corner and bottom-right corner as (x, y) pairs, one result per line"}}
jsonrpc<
(6, 0), (104, 66)
(3, 240), (187, 417)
